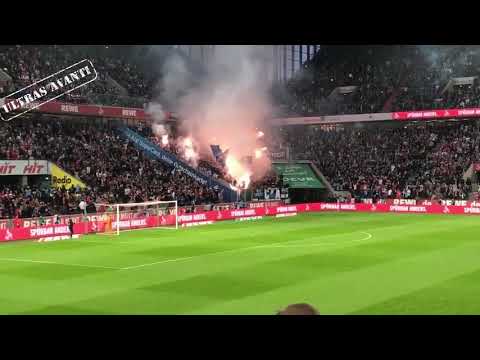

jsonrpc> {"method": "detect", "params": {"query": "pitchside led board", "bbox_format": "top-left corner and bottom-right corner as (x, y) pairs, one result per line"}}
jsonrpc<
(273, 163), (325, 189)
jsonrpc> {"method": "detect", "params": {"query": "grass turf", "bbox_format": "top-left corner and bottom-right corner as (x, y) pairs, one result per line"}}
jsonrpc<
(0, 211), (479, 314)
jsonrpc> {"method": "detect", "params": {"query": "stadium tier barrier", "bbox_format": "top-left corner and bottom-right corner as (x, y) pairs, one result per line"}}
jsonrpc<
(3, 201), (480, 242)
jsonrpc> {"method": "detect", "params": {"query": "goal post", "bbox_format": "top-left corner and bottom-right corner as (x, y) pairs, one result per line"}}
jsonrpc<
(94, 200), (178, 235)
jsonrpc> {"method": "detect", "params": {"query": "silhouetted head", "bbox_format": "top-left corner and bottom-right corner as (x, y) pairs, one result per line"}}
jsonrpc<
(277, 303), (319, 315)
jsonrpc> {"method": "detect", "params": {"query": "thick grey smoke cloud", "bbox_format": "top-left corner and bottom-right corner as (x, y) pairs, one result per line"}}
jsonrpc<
(146, 102), (166, 123)
(416, 46), (442, 68)
(415, 46), (473, 82)
(146, 102), (168, 138)
(149, 45), (274, 184)
(158, 53), (193, 108)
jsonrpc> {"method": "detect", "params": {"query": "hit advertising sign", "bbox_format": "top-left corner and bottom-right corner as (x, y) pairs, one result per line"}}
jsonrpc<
(0, 160), (49, 176)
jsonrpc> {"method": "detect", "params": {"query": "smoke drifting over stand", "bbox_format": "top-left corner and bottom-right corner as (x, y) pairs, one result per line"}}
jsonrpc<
(149, 45), (274, 188)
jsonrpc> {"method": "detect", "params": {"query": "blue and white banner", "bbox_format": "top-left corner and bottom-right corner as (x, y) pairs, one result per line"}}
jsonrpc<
(118, 127), (236, 201)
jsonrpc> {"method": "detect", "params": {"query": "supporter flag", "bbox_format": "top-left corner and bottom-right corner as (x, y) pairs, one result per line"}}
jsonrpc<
(210, 145), (222, 160)
(210, 145), (228, 166)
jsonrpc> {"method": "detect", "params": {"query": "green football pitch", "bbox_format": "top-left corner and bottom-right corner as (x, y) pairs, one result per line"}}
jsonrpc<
(1, 211), (480, 315)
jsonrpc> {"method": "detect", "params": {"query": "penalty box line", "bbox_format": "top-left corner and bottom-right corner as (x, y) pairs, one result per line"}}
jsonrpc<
(0, 257), (122, 270)
(0, 232), (374, 271)
(121, 231), (374, 270)
(266, 231), (372, 248)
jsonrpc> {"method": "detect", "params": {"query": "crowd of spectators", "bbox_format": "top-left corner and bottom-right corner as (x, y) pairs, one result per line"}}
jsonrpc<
(98, 57), (155, 98)
(282, 121), (480, 202)
(391, 47), (480, 111)
(276, 46), (412, 116)
(278, 45), (480, 117)
(4, 45), (480, 118)
(0, 117), (222, 219)
(139, 126), (241, 186)
(3, 116), (478, 218)
(0, 46), (123, 103)
(2, 116), (479, 218)
(5, 45), (480, 217)
(0, 184), (91, 220)
(0, 45), (153, 108)
(250, 168), (278, 190)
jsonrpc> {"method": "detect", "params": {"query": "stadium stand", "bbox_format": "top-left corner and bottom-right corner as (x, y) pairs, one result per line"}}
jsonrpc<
(277, 46), (480, 116)
(391, 47), (480, 111)
(0, 118), (222, 219)
(4, 116), (478, 220)
(281, 121), (478, 202)
(0, 45), (153, 108)
(0, 46), (118, 102)
(3, 45), (479, 117)
(137, 126), (237, 186)
(275, 45), (412, 116)
(3, 45), (480, 219)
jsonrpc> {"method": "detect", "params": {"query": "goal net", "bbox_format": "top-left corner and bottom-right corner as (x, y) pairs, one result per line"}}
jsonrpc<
(94, 200), (178, 235)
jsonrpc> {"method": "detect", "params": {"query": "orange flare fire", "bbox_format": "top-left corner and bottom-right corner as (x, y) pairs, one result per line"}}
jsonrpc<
(182, 137), (199, 164)
(254, 147), (268, 159)
(161, 134), (169, 145)
(225, 154), (251, 189)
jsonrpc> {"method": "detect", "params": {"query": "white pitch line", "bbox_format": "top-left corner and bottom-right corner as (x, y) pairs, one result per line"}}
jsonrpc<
(265, 232), (372, 248)
(0, 257), (121, 270)
(79, 240), (132, 245)
(121, 235), (324, 270)
(121, 255), (200, 270)
(35, 238), (132, 245)
(121, 235), (311, 270)
(352, 232), (372, 241)
(97, 227), (179, 235)
(121, 249), (254, 270)
(121, 232), (373, 270)
(0, 232), (374, 271)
